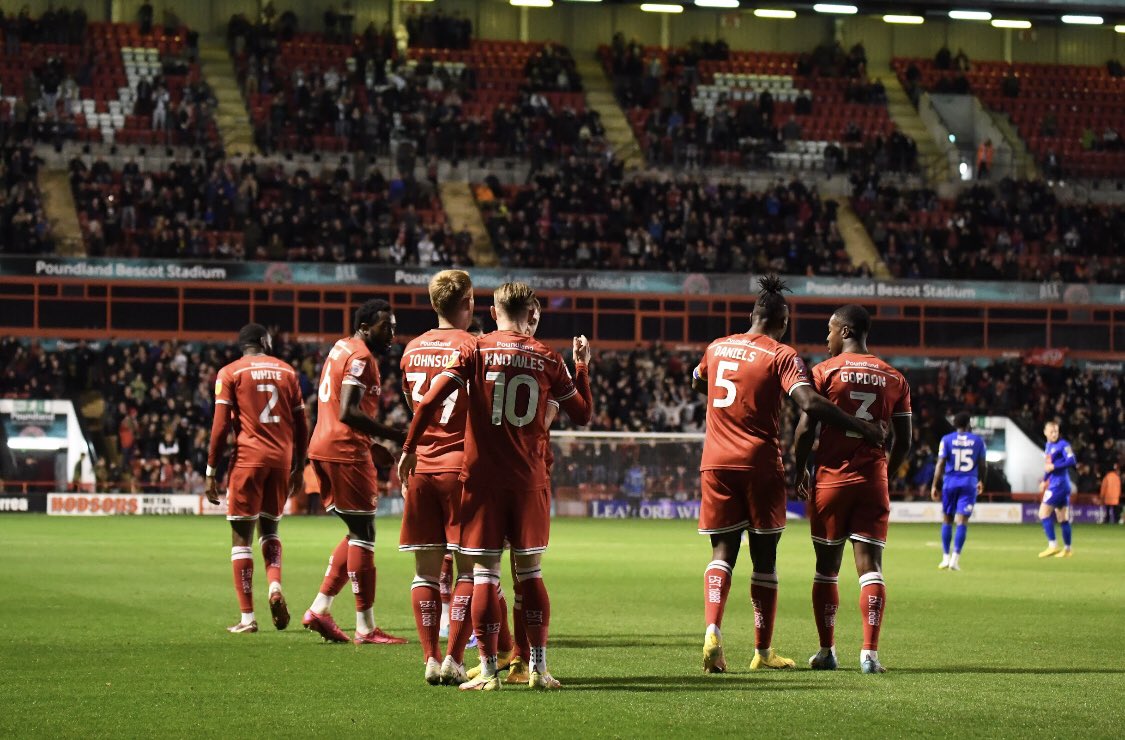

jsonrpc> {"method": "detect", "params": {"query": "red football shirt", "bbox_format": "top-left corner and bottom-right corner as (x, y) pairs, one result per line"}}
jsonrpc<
(811, 352), (912, 487)
(400, 328), (473, 473)
(308, 336), (381, 463)
(695, 333), (811, 471)
(440, 330), (582, 489)
(213, 355), (304, 469)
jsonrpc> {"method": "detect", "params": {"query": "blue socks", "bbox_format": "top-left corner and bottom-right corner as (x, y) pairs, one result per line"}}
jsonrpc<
(1041, 517), (1056, 543)
(1060, 521), (1072, 547)
(954, 524), (968, 553)
(941, 523), (953, 554)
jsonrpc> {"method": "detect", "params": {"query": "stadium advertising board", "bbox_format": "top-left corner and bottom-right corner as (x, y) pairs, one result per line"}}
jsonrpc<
(5, 256), (1125, 306)
(588, 500), (808, 520)
(48, 493), (212, 516)
(0, 494), (47, 513)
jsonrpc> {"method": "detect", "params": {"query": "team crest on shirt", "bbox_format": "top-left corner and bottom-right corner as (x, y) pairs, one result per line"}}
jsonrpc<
(214, 378), (223, 396)
(348, 359), (367, 377)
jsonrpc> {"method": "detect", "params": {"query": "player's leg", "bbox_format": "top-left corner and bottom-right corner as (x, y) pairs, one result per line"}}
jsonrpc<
(258, 467), (289, 629)
(412, 549), (445, 682)
(950, 513), (969, 570)
(1038, 500), (1060, 557)
(438, 553), (453, 637)
(226, 466), (262, 633)
(400, 472), (452, 679)
(510, 487), (557, 690)
(852, 540), (887, 674)
(746, 470), (793, 670)
(441, 551), (476, 684)
(302, 461), (351, 642)
(1055, 505), (1073, 557)
(460, 553), (504, 691)
(228, 518), (258, 633)
(507, 546), (531, 683)
(452, 482), (505, 690)
(338, 511), (402, 643)
(809, 541), (845, 669)
(939, 514), (954, 569)
(697, 470), (749, 674)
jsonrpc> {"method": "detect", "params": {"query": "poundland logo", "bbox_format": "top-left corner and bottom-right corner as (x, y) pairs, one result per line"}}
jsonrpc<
(0, 497), (30, 512)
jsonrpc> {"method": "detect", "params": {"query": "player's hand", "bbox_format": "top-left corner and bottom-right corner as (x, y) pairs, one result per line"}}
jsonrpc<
(573, 335), (591, 365)
(397, 451), (417, 483)
(860, 420), (888, 447)
(1044, 461), (1054, 473)
(930, 486), (941, 502)
(1039, 480), (1048, 494)
(204, 475), (222, 505)
(794, 469), (811, 501)
(977, 481), (984, 496)
(288, 468), (303, 499)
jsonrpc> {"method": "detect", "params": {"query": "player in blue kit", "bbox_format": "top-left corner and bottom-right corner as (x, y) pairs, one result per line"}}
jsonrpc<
(1039, 421), (1077, 558)
(930, 413), (986, 571)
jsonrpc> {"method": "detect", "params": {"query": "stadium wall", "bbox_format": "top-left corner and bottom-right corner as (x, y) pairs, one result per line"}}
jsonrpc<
(21, 1), (1125, 64)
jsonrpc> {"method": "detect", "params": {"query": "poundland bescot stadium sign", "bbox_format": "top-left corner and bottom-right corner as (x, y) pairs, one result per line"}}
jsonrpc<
(3, 257), (1124, 307)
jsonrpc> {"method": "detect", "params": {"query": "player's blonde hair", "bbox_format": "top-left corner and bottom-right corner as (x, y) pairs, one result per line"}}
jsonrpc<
(428, 270), (473, 319)
(493, 281), (538, 320)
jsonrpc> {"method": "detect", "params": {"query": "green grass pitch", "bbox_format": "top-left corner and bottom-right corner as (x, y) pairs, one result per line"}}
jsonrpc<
(2, 516), (1123, 738)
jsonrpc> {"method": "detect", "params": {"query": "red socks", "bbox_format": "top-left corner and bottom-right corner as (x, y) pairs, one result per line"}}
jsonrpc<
(471, 568), (502, 660)
(512, 575), (529, 662)
(516, 566), (550, 653)
(750, 572), (779, 650)
(347, 539), (376, 612)
(439, 554), (453, 606)
(259, 534), (282, 585)
(446, 575), (475, 664)
(811, 572), (840, 649)
(319, 536), (350, 597)
(704, 559), (733, 629)
(231, 546), (254, 613)
(859, 572), (886, 651)
(411, 577), (441, 662)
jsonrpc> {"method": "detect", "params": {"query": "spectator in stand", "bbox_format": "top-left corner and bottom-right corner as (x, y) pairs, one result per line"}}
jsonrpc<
(1101, 462), (1121, 524)
(0, 138), (52, 254)
(976, 139), (994, 179)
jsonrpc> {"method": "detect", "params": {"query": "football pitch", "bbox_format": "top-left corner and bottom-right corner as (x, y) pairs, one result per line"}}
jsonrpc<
(2, 516), (1123, 738)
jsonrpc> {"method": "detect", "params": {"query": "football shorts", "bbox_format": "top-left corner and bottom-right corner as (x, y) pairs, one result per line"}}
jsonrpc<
(1042, 485), (1071, 509)
(457, 483), (550, 557)
(808, 478), (890, 548)
(698, 467), (786, 536)
(227, 465), (288, 521)
(941, 482), (978, 518)
(312, 459), (379, 515)
(399, 472), (462, 551)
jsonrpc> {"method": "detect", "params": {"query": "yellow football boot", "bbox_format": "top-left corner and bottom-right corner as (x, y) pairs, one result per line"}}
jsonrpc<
(749, 649), (796, 670)
(466, 648), (514, 680)
(1038, 545), (1061, 558)
(703, 631), (727, 673)
(505, 657), (530, 685)
(1055, 549), (1073, 558)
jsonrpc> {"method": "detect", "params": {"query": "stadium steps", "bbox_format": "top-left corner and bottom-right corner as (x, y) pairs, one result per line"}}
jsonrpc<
(38, 170), (84, 256)
(440, 181), (498, 267)
(198, 38), (258, 157)
(576, 56), (645, 170)
(879, 70), (955, 185)
(989, 112), (1041, 180)
(832, 197), (892, 279)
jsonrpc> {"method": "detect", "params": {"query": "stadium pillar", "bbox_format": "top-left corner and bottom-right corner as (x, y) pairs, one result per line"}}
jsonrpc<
(660, 14), (670, 49)
(1003, 29), (1012, 64)
(390, 0), (401, 34)
(520, 7), (529, 42)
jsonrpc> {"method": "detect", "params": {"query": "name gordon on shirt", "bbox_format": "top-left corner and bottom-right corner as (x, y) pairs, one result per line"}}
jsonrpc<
(839, 371), (888, 387)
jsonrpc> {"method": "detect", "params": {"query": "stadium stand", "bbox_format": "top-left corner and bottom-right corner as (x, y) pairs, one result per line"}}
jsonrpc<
(601, 36), (913, 174)
(477, 161), (864, 275)
(0, 137), (52, 254)
(66, 154), (471, 264)
(893, 56), (1125, 179)
(854, 178), (1125, 283)
(8, 337), (1116, 497)
(0, 15), (217, 149)
(232, 16), (596, 160)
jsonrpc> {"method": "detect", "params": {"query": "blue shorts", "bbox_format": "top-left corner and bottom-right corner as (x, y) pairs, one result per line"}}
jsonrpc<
(1043, 486), (1070, 509)
(942, 483), (978, 517)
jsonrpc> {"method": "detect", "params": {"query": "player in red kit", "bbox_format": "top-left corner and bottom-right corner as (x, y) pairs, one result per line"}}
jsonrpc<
(206, 324), (307, 634)
(398, 270), (479, 685)
(692, 277), (886, 674)
(794, 305), (911, 674)
(302, 299), (408, 645)
(399, 282), (593, 691)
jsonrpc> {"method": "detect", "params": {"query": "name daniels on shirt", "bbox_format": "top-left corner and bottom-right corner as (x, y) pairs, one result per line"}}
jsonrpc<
(484, 352), (546, 371)
(712, 345), (758, 361)
(407, 352), (456, 368)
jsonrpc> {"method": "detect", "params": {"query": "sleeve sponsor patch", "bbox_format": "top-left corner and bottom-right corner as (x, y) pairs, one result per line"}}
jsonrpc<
(214, 378), (223, 396)
(348, 359), (367, 378)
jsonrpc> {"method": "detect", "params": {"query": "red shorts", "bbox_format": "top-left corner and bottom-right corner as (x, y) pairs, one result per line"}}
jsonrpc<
(698, 468), (787, 536)
(399, 472), (461, 551)
(457, 483), (550, 557)
(228, 465), (288, 521)
(808, 479), (890, 547)
(312, 459), (379, 515)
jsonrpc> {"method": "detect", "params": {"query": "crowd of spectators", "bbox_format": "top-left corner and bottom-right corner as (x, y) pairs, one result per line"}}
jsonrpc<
(480, 160), (867, 276)
(67, 153), (472, 265)
(0, 136), (51, 254)
(2, 337), (1121, 498)
(1, 5), (89, 48)
(854, 178), (1125, 283)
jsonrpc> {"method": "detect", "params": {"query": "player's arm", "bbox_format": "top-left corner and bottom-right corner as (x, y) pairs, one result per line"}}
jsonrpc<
(338, 382), (406, 445)
(556, 336), (593, 425)
(976, 440), (987, 495)
(789, 385), (887, 447)
(691, 365), (707, 395)
(205, 372), (234, 504)
(792, 411), (818, 500)
(289, 382), (309, 495)
(397, 371), (461, 480)
(930, 439), (946, 501)
(400, 359), (416, 418)
(545, 397), (559, 428)
(888, 413), (912, 482)
(1052, 443), (1077, 471)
